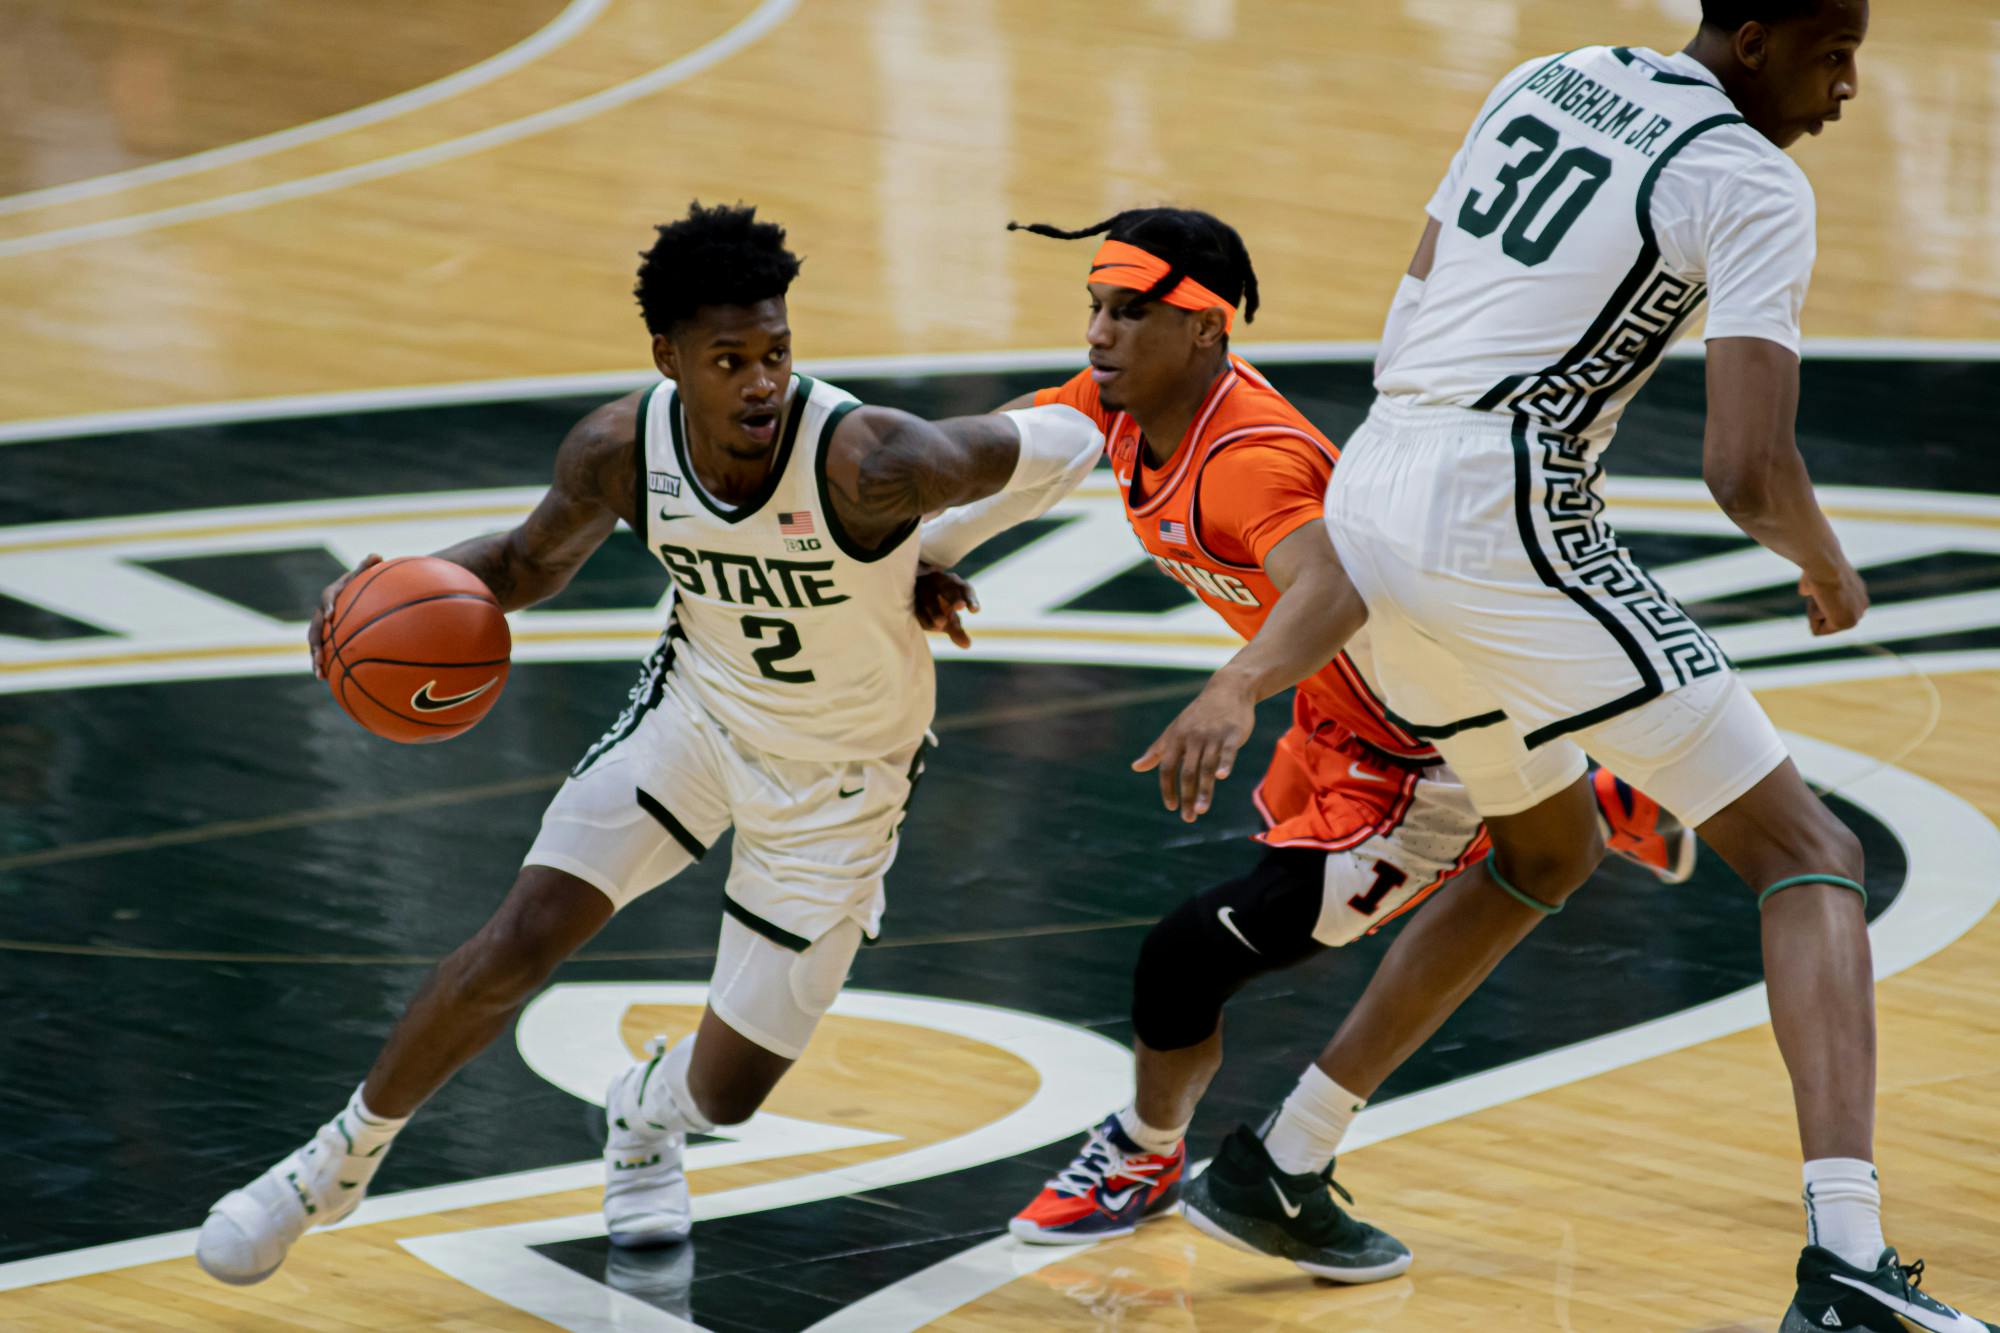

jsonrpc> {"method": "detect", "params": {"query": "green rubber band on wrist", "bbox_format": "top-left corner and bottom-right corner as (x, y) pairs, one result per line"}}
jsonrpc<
(1757, 874), (1867, 910)
(1486, 850), (1562, 916)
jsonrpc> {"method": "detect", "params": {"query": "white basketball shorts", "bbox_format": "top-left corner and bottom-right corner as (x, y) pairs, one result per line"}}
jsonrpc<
(1324, 396), (1785, 825)
(526, 635), (931, 950)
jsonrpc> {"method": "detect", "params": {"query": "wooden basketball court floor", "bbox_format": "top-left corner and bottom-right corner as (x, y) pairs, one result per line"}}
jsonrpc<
(2, 1), (1998, 1328)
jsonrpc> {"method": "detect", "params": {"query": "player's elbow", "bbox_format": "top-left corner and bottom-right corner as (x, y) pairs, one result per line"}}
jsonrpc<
(1703, 450), (1778, 525)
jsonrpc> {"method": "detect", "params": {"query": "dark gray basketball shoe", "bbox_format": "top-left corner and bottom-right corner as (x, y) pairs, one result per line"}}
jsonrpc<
(1780, 1246), (1997, 1332)
(1180, 1124), (1412, 1283)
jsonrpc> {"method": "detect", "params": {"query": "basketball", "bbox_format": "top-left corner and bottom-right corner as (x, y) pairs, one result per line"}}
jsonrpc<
(322, 556), (511, 744)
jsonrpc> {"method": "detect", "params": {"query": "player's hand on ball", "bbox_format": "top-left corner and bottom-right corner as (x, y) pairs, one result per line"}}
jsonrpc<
(1800, 560), (1867, 637)
(914, 565), (979, 650)
(309, 553), (382, 677)
(1134, 669), (1256, 822)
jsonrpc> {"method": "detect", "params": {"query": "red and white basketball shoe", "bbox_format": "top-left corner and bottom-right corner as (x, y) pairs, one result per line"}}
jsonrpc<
(1010, 1114), (1184, 1244)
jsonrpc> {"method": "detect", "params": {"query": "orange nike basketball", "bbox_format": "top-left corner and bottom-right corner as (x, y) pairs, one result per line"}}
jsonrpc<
(322, 556), (511, 744)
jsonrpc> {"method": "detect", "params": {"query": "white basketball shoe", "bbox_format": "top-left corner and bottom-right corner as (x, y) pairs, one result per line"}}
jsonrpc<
(196, 1112), (393, 1284)
(604, 1036), (693, 1248)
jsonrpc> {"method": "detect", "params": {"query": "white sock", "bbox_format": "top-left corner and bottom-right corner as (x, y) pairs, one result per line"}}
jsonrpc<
(339, 1085), (408, 1154)
(1114, 1104), (1187, 1155)
(652, 1035), (717, 1134)
(1803, 1157), (1885, 1269)
(1261, 1065), (1365, 1176)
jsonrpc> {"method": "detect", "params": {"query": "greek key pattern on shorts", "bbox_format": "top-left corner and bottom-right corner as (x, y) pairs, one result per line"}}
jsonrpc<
(1487, 265), (1706, 438)
(1529, 424), (1725, 688)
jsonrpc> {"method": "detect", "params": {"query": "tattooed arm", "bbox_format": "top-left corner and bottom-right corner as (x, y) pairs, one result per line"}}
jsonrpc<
(434, 392), (639, 609)
(822, 403), (1102, 553)
(307, 393), (638, 671)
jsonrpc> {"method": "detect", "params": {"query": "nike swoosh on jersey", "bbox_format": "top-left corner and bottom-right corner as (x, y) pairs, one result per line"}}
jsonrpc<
(658, 508), (693, 521)
(1346, 762), (1390, 785)
(409, 678), (498, 713)
(1216, 906), (1260, 955)
(837, 785), (864, 798)
(1828, 1274), (1988, 1332)
(1269, 1180), (1303, 1219)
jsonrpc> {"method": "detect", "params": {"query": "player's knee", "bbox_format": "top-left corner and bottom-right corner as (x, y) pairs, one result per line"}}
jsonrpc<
(1790, 806), (1864, 884)
(452, 920), (568, 1009)
(1493, 833), (1602, 907)
(1808, 800), (1864, 880)
(1734, 797), (1864, 891)
(1131, 900), (1234, 1050)
(1131, 850), (1328, 1050)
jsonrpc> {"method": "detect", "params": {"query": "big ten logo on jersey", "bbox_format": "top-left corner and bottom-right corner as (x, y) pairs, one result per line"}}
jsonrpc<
(656, 542), (847, 609)
(777, 509), (821, 552)
(1152, 553), (1262, 608)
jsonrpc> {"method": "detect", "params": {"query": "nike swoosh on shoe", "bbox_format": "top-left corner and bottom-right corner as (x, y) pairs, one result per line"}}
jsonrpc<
(1097, 1185), (1143, 1211)
(1829, 1275), (1989, 1333)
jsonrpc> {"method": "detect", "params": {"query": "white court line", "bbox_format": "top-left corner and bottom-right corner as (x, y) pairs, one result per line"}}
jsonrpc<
(0, 0), (611, 218)
(0, 737), (1991, 1312)
(0, 0), (800, 262)
(5, 337), (1999, 446)
(800, 1234), (1083, 1333)
(0, 1113), (891, 1295)
(401, 736), (2000, 1332)
(1341, 730), (2000, 1154)
(400, 988), (1132, 1328)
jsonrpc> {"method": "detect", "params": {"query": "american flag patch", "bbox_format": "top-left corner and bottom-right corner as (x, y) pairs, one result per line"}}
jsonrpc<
(778, 510), (815, 535)
(1159, 518), (1189, 545)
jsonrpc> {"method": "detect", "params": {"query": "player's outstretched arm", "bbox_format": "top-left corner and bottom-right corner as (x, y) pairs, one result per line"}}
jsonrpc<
(1702, 337), (1867, 636)
(1134, 522), (1367, 821)
(825, 403), (1103, 553)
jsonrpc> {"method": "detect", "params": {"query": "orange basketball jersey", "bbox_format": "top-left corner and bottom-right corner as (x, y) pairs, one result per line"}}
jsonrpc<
(1037, 355), (1434, 762)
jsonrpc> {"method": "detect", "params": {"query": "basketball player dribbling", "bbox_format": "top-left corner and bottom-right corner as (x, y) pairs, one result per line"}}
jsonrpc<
(1143, 3), (1995, 1326)
(913, 206), (1696, 1280)
(194, 201), (1103, 1284)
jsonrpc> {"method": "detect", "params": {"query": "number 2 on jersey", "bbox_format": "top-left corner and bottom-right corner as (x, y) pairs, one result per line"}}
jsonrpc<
(1456, 113), (1612, 266)
(742, 614), (814, 683)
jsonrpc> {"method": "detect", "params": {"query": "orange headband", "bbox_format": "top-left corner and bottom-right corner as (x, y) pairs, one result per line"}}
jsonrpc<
(1089, 239), (1237, 332)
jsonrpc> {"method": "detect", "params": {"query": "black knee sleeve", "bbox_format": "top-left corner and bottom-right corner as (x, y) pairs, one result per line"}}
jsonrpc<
(1131, 848), (1331, 1051)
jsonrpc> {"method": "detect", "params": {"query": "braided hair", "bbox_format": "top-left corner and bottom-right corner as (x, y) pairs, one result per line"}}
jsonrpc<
(1008, 207), (1260, 331)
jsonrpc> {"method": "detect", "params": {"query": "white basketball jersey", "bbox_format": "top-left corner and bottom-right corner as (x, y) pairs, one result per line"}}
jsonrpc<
(1378, 45), (1817, 452)
(631, 374), (932, 762)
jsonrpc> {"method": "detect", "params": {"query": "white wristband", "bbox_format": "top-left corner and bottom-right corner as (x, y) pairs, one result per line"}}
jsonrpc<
(918, 405), (1103, 569)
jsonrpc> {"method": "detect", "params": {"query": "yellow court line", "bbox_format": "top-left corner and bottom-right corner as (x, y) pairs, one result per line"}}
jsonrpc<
(952, 625), (1239, 649)
(0, 642), (301, 675)
(0, 625), (1241, 678)
(0, 504), (532, 556)
(9, 493), (1999, 560)
(1615, 494), (2000, 529)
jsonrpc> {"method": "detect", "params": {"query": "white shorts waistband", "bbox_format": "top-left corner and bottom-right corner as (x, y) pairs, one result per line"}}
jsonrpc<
(1364, 395), (1515, 436)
